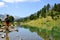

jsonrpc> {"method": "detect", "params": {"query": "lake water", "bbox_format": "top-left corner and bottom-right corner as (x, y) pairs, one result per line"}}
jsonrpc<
(0, 26), (44, 40)
(9, 27), (43, 40)
(0, 26), (60, 40)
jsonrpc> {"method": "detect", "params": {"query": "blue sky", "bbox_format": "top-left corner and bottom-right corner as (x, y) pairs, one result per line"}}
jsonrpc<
(0, 0), (60, 17)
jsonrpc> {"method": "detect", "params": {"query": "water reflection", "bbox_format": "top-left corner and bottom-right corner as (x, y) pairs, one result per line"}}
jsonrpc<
(1, 26), (59, 40)
(6, 31), (9, 40)
(21, 26), (60, 40)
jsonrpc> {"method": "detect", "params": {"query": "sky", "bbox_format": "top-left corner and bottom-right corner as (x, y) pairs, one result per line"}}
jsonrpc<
(0, 0), (60, 17)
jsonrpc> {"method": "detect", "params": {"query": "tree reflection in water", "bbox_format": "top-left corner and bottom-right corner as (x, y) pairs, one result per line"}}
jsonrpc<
(21, 25), (60, 40)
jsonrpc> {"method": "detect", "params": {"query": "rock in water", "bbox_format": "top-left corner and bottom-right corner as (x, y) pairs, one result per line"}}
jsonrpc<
(1, 34), (5, 38)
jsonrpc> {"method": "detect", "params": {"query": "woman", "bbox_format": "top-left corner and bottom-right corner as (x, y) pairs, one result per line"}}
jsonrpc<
(1, 15), (10, 38)
(5, 15), (10, 31)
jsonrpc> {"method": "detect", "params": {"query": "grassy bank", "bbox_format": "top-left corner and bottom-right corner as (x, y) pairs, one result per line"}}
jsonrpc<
(20, 16), (60, 30)
(20, 16), (60, 40)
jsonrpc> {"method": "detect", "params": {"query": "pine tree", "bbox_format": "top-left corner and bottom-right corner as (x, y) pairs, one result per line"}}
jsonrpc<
(41, 6), (46, 18)
(53, 3), (57, 11)
(47, 3), (50, 12)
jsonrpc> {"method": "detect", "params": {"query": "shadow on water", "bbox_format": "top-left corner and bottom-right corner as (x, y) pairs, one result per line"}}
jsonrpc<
(20, 25), (60, 40)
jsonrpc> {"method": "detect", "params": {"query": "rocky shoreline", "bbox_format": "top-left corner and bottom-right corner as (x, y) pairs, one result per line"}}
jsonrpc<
(0, 26), (18, 32)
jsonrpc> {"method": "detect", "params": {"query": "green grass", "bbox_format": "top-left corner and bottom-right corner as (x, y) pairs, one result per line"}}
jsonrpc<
(20, 16), (60, 40)
(20, 16), (60, 30)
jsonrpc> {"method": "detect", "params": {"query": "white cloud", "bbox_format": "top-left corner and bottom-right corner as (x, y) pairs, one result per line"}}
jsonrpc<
(3, 0), (40, 3)
(0, 2), (5, 7)
(15, 0), (40, 2)
(3, 0), (15, 3)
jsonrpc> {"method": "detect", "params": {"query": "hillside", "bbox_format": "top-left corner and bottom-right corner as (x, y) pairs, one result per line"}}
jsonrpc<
(0, 14), (5, 21)
(19, 3), (60, 31)
(20, 16), (60, 30)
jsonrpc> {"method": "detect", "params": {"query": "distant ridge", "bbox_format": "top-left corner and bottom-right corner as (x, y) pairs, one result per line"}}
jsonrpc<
(0, 14), (5, 21)
(0, 14), (20, 21)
